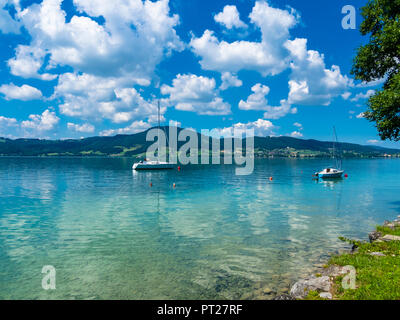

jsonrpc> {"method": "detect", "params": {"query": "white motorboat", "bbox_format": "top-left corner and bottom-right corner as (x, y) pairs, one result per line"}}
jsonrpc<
(315, 127), (345, 179)
(133, 160), (174, 171)
(132, 101), (175, 171)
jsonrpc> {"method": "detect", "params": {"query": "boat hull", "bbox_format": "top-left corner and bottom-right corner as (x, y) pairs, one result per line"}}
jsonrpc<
(319, 171), (344, 179)
(133, 163), (175, 170)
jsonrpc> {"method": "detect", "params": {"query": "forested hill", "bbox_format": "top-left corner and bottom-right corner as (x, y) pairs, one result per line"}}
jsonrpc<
(0, 127), (399, 158)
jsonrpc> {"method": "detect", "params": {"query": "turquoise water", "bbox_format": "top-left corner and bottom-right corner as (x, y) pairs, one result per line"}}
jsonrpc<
(0, 157), (399, 300)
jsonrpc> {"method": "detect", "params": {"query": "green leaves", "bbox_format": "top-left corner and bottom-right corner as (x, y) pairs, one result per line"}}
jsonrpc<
(352, 0), (400, 140)
(365, 73), (400, 140)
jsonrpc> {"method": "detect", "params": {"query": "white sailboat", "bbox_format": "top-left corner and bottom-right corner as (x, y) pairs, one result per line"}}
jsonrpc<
(132, 101), (174, 171)
(315, 127), (344, 179)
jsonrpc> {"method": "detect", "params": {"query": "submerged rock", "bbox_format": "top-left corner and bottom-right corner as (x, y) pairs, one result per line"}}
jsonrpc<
(274, 294), (295, 300)
(262, 287), (273, 295)
(290, 276), (331, 299)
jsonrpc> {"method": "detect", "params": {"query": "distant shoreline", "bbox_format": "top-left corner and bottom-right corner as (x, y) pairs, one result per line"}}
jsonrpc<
(1, 128), (400, 159)
(0, 155), (399, 159)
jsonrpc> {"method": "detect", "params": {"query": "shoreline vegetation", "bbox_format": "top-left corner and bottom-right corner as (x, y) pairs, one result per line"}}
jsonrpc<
(279, 216), (400, 300)
(0, 153), (400, 159)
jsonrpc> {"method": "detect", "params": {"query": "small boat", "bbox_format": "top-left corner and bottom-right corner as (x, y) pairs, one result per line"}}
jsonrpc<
(133, 160), (174, 171)
(316, 167), (344, 179)
(315, 127), (344, 179)
(133, 101), (175, 171)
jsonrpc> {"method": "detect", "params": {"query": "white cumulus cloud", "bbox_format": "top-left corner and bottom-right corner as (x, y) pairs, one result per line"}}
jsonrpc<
(67, 122), (95, 133)
(7, 45), (58, 81)
(0, 115), (18, 127)
(0, 0), (21, 34)
(21, 109), (59, 131)
(15, 0), (183, 81)
(191, 1), (299, 76)
(161, 74), (231, 115)
(214, 5), (247, 29)
(100, 120), (151, 137)
(215, 119), (276, 138)
(53, 73), (158, 124)
(290, 131), (303, 138)
(4, 0), (183, 128)
(293, 122), (303, 129)
(220, 72), (242, 90)
(351, 90), (375, 102)
(239, 84), (270, 110)
(0, 83), (42, 101)
(239, 83), (297, 119)
(284, 38), (351, 106)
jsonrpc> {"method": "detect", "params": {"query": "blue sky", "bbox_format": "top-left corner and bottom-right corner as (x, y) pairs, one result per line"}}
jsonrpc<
(0, 0), (398, 148)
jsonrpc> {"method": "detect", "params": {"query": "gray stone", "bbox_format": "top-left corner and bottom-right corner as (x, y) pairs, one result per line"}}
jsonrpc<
(319, 292), (333, 299)
(320, 265), (348, 277)
(381, 234), (400, 242)
(384, 220), (400, 227)
(370, 252), (385, 257)
(369, 231), (383, 242)
(290, 276), (331, 299)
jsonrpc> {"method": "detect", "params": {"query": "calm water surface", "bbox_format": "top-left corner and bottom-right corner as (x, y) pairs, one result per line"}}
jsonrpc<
(0, 157), (399, 299)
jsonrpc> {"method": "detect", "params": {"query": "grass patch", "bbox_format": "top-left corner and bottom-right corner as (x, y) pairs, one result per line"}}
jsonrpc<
(80, 150), (105, 156)
(111, 146), (141, 157)
(376, 225), (400, 237)
(328, 225), (400, 300)
(304, 290), (325, 300)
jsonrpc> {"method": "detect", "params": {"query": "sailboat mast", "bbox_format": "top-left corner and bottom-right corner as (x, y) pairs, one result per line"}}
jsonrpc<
(158, 100), (160, 130)
(157, 100), (160, 162)
(332, 126), (336, 162)
(333, 126), (341, 169)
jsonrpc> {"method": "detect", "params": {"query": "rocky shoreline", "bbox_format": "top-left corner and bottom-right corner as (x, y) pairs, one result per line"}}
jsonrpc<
(274, 216), (400, 300)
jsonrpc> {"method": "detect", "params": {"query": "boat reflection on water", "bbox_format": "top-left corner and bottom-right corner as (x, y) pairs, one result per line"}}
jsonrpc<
(316, 177), (344, 188)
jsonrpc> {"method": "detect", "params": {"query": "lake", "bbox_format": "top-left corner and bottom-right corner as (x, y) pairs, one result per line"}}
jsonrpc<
(0, 157), (399, 299)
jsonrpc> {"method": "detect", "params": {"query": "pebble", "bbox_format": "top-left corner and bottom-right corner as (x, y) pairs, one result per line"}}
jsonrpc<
(319, 292), (332, 299)
(369, 252), (386, 257)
